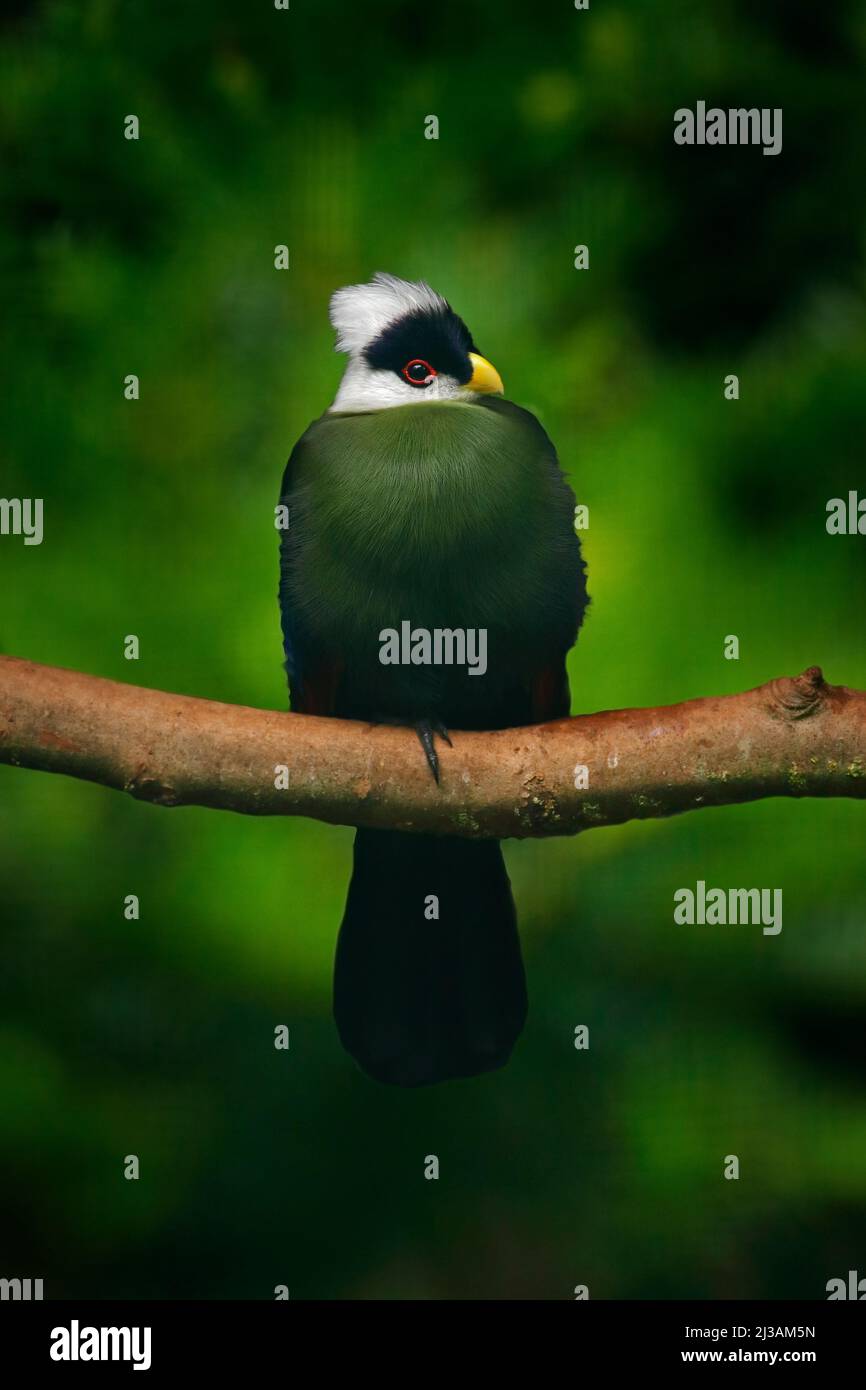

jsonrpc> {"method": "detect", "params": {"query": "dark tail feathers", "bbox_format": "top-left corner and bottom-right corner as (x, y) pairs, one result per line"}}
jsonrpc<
(334, 829), (527, 1086)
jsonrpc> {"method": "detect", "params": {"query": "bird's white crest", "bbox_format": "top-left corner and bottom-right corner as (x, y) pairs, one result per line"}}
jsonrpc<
(329, 272), (449, 356)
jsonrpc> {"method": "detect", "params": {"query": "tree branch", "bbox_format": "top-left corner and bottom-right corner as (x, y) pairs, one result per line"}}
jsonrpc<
(0, 655), (864, 839)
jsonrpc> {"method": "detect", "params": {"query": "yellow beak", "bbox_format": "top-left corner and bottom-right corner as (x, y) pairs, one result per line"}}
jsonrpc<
(467, 352), (504, 395)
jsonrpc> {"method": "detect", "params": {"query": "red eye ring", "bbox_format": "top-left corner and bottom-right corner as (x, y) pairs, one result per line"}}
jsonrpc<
(402, 358), (437, 387)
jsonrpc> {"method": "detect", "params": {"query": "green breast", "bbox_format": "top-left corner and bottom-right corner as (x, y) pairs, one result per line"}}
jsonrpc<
(285, 397), (575, 654)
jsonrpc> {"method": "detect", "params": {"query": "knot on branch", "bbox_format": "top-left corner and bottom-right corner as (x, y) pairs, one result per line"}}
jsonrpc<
(768, 666), (827, 722)
(123, 764), (181, 807)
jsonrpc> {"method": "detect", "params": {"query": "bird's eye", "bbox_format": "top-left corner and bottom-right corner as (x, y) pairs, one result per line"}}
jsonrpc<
(402, 358), (437, 387)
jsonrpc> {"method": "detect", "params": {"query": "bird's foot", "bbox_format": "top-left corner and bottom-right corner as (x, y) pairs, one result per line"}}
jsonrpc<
(414, 718), (452, 784)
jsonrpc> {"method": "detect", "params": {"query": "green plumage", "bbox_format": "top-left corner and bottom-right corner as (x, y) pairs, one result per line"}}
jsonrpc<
(280, 395), (584, 726)
(278, 389), (587, 1085)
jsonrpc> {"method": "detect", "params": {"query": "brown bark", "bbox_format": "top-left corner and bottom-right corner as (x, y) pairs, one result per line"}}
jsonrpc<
(0, 655), (864, 839)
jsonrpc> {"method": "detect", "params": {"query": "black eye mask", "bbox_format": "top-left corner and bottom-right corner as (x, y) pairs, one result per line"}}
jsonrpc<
(364, 305), (477, 384)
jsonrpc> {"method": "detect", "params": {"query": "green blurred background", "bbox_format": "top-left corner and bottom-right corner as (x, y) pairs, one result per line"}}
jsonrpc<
(1, 0), (865, 1299)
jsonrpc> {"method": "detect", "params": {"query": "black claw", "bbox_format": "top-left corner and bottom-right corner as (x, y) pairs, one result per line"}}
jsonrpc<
(431, 718), (452, 747)
(415, 720), (441, 783)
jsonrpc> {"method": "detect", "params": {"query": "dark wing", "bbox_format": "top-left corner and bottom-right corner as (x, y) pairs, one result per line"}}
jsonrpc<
(478, 397), (589, 723)
(529, 662), (573, 722)
(277, 429), (343, 717)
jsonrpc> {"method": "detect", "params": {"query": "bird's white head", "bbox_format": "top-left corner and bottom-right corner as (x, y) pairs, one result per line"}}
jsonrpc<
(328, 272), (504, 413)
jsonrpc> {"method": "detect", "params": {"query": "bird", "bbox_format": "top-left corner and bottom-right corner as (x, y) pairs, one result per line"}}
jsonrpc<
(278, 272), (588, 1087)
